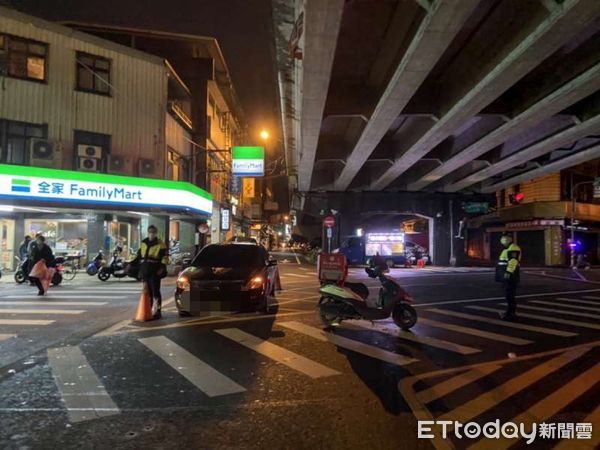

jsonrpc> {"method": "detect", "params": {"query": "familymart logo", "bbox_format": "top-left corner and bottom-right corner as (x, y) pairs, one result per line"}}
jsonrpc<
(11, 179), (31, 193)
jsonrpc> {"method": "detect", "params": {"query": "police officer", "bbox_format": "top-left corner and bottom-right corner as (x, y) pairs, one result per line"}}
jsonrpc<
(137, 225), (168, 319)
(496, 232), (521, 321)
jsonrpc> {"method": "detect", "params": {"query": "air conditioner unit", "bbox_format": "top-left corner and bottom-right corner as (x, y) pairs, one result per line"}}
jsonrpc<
(77, 144), (103, 159)
(138, 158), (155, 176)
(29, 139), (55, 168)
(78, 157), (100, 172)
(108, 155), (129, 174)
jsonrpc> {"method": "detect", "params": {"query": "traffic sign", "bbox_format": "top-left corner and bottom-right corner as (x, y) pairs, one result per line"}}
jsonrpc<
(323, 216), (335, 228)
(198, 223), (209, 234)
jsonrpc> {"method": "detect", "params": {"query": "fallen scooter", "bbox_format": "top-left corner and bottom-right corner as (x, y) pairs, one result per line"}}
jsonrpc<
(318, 265), (417, 330)
(86, 250), (105, 276)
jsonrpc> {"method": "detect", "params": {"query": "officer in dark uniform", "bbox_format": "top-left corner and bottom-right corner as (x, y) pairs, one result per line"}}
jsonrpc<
(495, 232), (522, 321)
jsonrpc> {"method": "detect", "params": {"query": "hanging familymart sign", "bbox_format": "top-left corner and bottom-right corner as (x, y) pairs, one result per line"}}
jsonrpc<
(232, 146), (264, 176)
(0, 164), (213, 215)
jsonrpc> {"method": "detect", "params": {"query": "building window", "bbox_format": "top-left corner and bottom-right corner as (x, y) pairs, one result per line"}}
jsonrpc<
(0, 34), (48, 82)
(76, 52), (111, 95)
(0, 120), (47, 164)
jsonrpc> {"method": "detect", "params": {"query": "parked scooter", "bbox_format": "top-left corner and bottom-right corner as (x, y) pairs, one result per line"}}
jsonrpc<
(14, 255), (28, 284)
(86, 250), (105, 276)
(98, 246), (141, 281)
(318, 265), (417, 330)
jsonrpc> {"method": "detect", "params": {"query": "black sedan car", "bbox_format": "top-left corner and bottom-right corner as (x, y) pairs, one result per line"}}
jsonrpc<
(175, 243), (278, 315)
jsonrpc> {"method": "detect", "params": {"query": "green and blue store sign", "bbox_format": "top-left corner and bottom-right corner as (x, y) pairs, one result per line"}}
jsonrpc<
(0, 164), (213, 215)
(231, 146), (264, 177)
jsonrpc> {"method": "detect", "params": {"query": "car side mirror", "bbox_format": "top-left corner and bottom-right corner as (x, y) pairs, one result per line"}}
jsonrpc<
(268, 260), (278, 267)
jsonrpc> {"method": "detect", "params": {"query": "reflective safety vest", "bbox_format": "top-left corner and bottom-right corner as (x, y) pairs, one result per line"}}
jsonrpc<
(139, 238), (169, 265)
(496, 243), (521, 281)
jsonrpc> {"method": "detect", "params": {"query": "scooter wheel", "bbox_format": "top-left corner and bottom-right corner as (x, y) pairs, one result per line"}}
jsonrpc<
(392, 304), (417, 330)
(98, 271), (110, 281)
(14, 271), (26, 284)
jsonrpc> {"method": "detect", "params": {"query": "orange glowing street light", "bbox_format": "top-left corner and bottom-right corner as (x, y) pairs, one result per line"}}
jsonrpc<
(260, 129), (270, 141)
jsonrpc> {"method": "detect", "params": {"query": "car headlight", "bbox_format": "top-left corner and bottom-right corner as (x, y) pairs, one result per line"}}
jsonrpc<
(176, 275), (190, 291)
(247, 276), (264, 290)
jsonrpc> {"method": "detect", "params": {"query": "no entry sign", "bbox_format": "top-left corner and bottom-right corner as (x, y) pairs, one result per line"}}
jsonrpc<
(323, 216), (335, 228)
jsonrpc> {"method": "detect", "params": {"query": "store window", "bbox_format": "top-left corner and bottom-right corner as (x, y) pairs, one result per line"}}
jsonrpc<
(76, 52), (111, 95)
(0, 120), (46, 165)
(25, 219), (88, 258)
(107, 220), (140, 259)
(0, 219), (15, 271)
(0, 33), (48, 82)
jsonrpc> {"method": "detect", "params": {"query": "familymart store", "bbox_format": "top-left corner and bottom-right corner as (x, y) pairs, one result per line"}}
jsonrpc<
(0, 164), (212, 270)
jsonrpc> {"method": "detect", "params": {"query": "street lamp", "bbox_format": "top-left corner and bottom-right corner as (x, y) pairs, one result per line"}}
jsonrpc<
(570, 180), (593, 268)
(260, 129), (270, 141)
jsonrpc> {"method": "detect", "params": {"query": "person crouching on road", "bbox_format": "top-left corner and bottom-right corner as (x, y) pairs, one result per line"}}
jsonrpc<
(29, 235), (55, 296)
(495, 232), (521, 321)
(137, 225), (168, 320)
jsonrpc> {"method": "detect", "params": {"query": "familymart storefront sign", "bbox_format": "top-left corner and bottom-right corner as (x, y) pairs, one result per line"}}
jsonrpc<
(0, 164), (213, 215)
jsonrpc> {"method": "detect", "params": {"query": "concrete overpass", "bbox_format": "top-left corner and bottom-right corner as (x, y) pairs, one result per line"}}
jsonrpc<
(273, 0), (600, 195)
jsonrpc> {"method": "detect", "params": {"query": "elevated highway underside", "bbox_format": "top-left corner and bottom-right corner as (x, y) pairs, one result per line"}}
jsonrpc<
(275, 0), (600, 195)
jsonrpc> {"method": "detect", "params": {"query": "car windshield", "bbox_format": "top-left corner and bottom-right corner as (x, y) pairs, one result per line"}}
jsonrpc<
(191, 245), (265, 268)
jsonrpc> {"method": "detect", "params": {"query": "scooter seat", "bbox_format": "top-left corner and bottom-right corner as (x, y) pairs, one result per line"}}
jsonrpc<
(344, 282), (369, 300)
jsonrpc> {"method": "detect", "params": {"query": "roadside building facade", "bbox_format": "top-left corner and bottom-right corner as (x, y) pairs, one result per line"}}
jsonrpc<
(0, 8), (216, 269)
(466, 161), (600, 267)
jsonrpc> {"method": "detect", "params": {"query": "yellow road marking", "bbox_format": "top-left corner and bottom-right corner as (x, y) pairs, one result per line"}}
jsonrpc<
(438, 346), (591, 423)
(469, 362), (600, 450)
(553, 403), (600, 450)
(417, 364), (501, 404)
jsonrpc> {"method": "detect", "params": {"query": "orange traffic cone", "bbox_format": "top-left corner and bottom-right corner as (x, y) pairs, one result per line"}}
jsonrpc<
(134, 282), (153, 322)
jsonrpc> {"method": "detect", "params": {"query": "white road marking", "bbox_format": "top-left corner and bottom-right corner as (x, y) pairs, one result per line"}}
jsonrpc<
(413, 288), (600, 307)
(276, 295), (321, 306)
(467, 306), (600, 331)
(279, 321), (417, 366)
(507, 303), (600, 319)
(47, 346), (119, 422)
(0, 319), (55, 325)
(282, 273), (311, 279)
(417, 317), (533, 345)
(139, 336), (246, 397)
(427, 308), (577, 337)
(352, 321), (481, 355)
(530, 300), (600, 311)
(1, 295), (128, 299)
(215, 328), (340, 378)
(0, 301), (106, 306)
(0, 334), (16, 342)
(0, 308), (85, 315)
(581, 295), (600, 300)
(556, 297), (600, 305)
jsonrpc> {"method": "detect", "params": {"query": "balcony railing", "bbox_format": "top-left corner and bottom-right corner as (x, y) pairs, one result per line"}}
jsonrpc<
(168, 100), (193, 130)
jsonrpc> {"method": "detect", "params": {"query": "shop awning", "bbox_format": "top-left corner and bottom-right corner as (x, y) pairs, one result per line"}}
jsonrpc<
(0, 164), (213, 215)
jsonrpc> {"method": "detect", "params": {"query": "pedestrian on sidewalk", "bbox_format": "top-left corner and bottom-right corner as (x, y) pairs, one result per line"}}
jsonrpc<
(137, 225), (168, 320)
(29, 235), (55, 296)
(495, 232), (521, 321)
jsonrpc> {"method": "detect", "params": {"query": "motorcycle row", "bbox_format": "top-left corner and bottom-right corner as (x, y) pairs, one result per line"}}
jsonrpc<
(10, 245), (192, 284)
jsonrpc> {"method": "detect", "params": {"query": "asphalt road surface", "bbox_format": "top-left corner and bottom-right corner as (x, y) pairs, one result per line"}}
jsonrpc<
(0, 261), (598, 450)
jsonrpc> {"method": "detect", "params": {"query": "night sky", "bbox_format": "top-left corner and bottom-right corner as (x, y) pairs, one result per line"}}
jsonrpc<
(10, 0), (282, 142)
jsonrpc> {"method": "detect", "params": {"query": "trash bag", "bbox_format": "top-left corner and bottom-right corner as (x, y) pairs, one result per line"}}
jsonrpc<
(29, 260), (47, 279)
